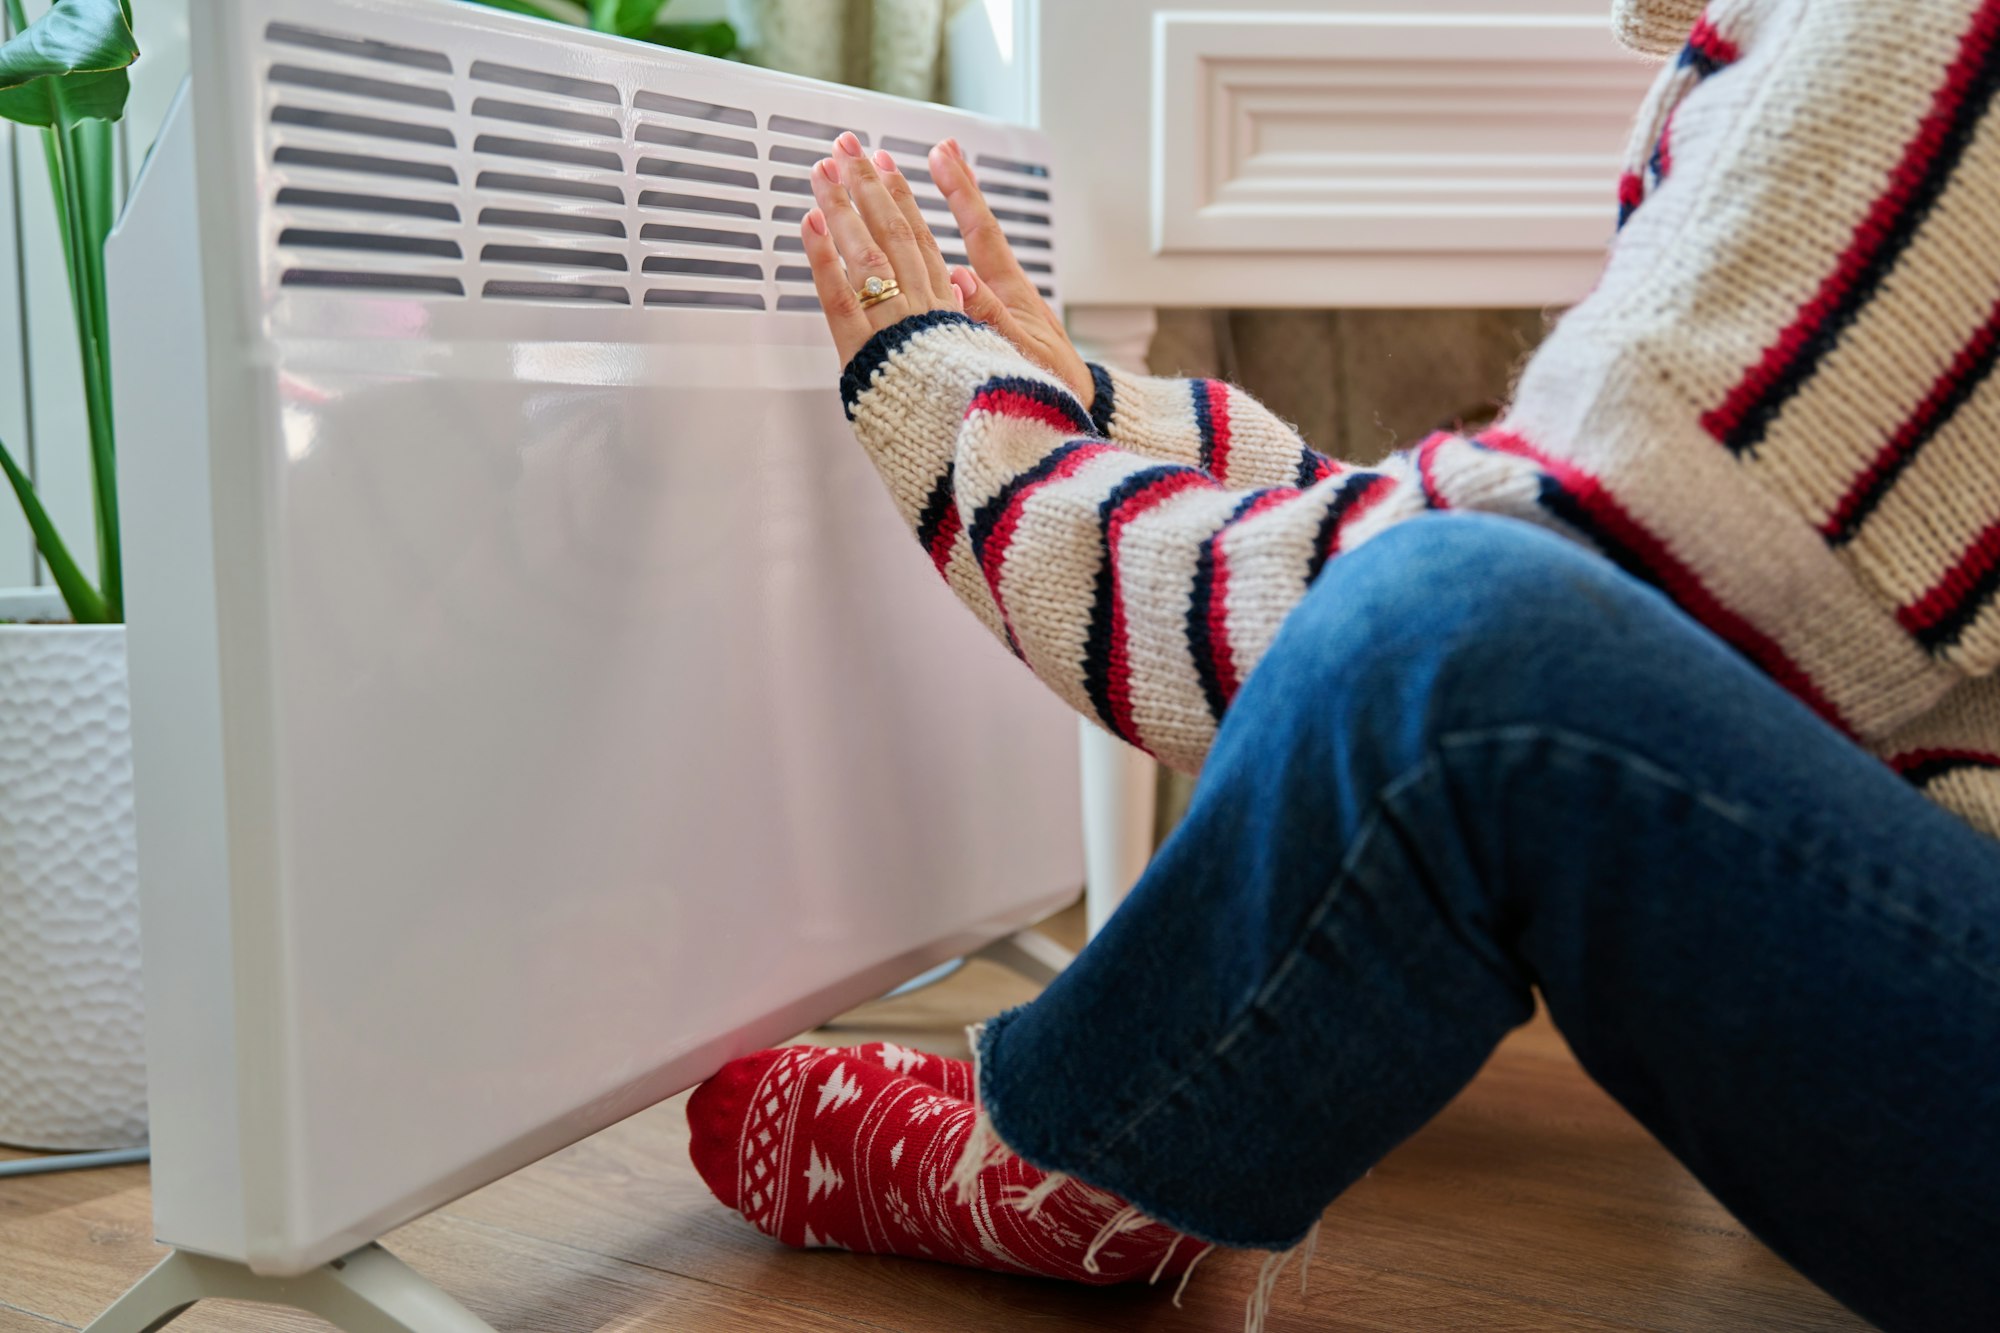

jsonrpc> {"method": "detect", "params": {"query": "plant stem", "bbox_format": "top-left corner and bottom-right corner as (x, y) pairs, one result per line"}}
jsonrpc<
(37, 73), (120, 622)
(0, 433), (107, 623)
(68, 119), (120, 621)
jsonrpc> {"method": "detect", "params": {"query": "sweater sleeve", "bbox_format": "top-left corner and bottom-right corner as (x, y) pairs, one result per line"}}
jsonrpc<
(1084, 361), (1341, 492)
(843, 312), (1568, 773)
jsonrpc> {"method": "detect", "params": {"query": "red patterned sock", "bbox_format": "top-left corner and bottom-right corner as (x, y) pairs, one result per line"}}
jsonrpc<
(827, 1041), (976, 1098)
(686, 1044), (1205, 1285)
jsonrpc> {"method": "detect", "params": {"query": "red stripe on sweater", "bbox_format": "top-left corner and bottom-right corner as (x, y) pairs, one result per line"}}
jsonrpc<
(1896, 516), (2000, 634)
(1205, 381), (1234, 480)
(1479, 429), (1852, 735)
(1326, 474), (1399, 561)
(1701, 0), (2000, 445)
(1822, 297), (2000, 541)
(1889, 746), (2000, 774)
(1618, 171), (1645, 213)
(967, 385), (1090, 434)
(926, 502), (962, 575)
(976, 446), (1114, 629)
(1687, 15), (1740, 66)
(1206, 489), (1304, 707)
(1106, 471), (1223, 742)
(1417, 432), (1455, 508)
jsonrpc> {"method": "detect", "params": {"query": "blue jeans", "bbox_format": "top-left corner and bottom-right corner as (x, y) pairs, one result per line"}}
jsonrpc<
(977, 513), (2000, 1332)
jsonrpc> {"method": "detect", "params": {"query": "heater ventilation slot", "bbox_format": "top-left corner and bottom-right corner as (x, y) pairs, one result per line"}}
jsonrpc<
(640, 191), (759, 219)
(480, 208), (626, 238)
(640, 223), (761, 250)
(647, 289), (766, 309)
(263, 18), (1058, 313)
(480, 171), (624, 204)
(266, 23), (451, 73)
(272, 106), (454, 148)
(471, 60), (619, 105)
(274, 146), (457, 184)
(634, 91), (755, 126)
(269, 64), (453, 111)
(473, 98), (622, 139)
(283, 269), (464, 294)
(485, 280), (631, 304)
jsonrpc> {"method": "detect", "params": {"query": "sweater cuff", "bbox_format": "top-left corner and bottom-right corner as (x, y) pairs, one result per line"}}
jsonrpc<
(840, 309), (982, 420)
(1086, 362), (1119, 437)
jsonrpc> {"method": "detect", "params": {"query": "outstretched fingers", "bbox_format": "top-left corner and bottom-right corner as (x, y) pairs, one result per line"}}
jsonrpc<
(929, 138), (1037, 306)
(801, 207), (874, 363)
(832, 132), (937, 303)
(872, 149), (954, 297)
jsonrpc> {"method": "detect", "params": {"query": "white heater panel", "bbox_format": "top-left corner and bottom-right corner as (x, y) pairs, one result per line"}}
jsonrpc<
(113, 0), (1079, 1277)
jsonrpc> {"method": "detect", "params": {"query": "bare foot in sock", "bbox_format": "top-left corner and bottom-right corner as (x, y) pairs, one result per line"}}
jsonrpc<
(686, 1045), (1205, 1285)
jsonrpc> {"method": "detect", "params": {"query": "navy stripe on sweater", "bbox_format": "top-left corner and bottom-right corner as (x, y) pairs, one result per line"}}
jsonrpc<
(1896, 749), (2000, 786)
(1188, 493), (1264, 721)
(1711, 1), (2000, 454)
(1082, 465), (1204, 741)
(1087, 362), (1119, 438)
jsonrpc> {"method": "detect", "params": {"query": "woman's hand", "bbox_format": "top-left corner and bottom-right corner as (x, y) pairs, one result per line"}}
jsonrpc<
(803, 133), (960, 366)
(924, 139), (1093, 406)
(803, 134), (1093, 407)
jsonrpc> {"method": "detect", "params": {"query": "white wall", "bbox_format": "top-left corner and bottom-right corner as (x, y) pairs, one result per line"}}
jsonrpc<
(1, 0), (189, 594)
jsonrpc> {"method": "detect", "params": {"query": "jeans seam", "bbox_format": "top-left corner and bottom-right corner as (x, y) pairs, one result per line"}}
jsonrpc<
(1067, 754), (1446, 1175)
(1437, 724), (2000, 989)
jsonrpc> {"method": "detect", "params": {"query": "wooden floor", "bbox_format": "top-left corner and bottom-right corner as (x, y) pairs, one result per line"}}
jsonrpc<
(1, 903), (1865, 1332)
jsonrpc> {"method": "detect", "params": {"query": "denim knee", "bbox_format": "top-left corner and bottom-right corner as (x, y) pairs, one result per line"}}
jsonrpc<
(1241, 511), (1664, 745)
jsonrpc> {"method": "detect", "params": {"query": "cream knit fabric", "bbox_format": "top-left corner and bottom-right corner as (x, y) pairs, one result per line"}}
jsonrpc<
(1613, 0), (1708, 56)
(840, 0), (2000, 838)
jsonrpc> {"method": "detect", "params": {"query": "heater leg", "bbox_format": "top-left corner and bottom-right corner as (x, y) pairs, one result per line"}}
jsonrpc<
(976, 928), (1076, 987)
(82, 1241), (495, 1333)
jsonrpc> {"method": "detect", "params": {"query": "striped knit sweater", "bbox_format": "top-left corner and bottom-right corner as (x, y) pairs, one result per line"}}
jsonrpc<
(840, 0), (2000, 839)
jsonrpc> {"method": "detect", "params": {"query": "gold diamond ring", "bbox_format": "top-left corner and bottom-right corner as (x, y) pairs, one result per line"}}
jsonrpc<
(858, 275), (901, 309)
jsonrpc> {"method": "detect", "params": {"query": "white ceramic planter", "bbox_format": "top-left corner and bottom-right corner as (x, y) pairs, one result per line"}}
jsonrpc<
(0, 618), (146, 1150)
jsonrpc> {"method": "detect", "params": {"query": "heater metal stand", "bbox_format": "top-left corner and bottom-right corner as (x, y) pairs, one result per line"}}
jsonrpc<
(82, 1241), (495, 1333)
(976, 928), (1076, 986)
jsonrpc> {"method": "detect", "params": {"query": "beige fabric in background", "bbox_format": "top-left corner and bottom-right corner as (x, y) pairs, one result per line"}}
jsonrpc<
(733, 0), (951, 100)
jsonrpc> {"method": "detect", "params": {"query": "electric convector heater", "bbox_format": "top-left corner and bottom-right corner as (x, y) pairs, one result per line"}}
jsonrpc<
(94, 1), (1080, 1327)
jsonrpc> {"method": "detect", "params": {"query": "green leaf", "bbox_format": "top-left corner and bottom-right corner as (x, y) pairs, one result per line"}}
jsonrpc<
(461, 0), (582, 24)
(647, 19), (737, 58)
(0, 0), (138, 129)
(591, 0), (671, 38)
(0, 435), (108, 624)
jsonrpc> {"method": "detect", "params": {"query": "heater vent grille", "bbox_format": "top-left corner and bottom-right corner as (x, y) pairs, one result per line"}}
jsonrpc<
(263, 18), (1058, 314)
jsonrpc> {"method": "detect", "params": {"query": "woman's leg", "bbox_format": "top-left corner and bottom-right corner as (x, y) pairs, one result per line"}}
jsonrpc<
(977, 512), (2000, 1332)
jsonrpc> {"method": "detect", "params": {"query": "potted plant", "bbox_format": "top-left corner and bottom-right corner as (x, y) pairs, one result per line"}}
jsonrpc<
(0, 0), (143, 1153)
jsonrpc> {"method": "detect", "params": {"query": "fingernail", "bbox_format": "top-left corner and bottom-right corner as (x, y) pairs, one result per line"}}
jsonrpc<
(836, 132), (863, 157)
(951, 266), (977, 300)
(805, 208), (828, 236)
(945, 138), (962, 159)
(814, 157), (838, 183)
(873, 149), (899, 174)
(929, 145), (957, 187)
